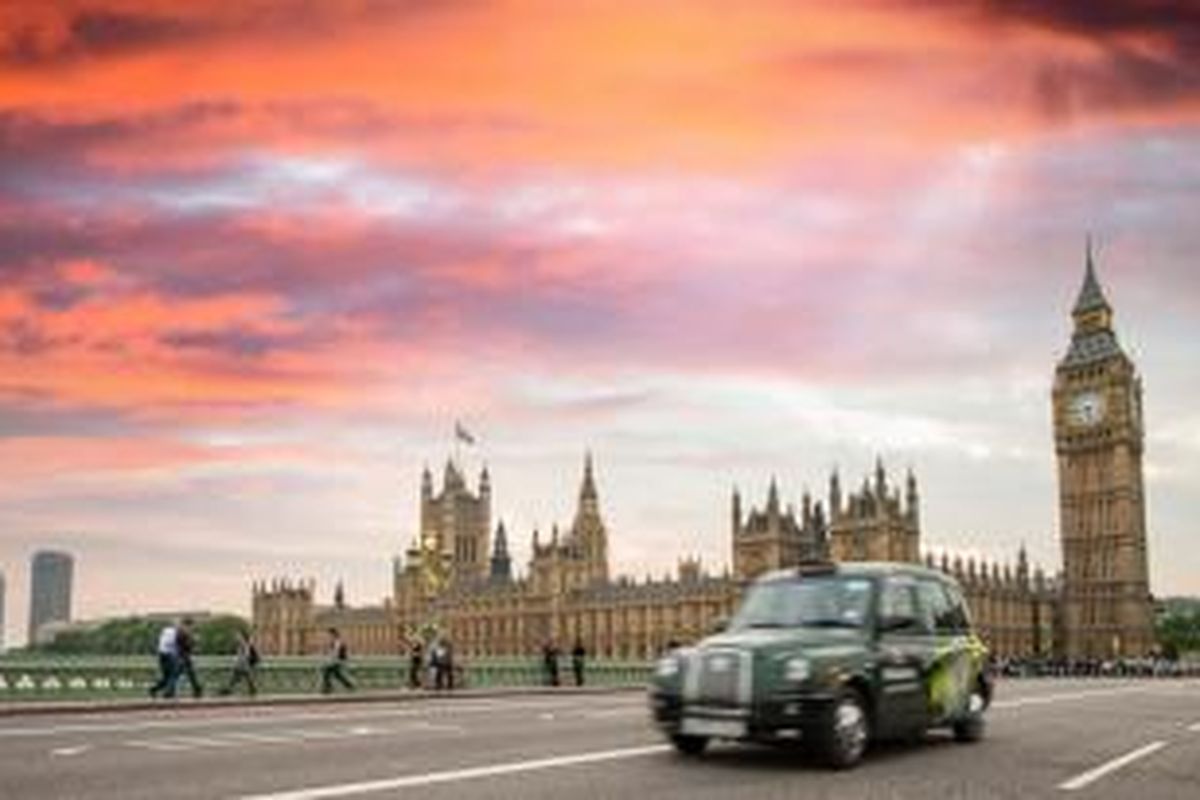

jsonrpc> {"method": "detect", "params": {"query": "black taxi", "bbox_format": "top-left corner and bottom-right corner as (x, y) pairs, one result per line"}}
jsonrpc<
(649, 561), (993, 768)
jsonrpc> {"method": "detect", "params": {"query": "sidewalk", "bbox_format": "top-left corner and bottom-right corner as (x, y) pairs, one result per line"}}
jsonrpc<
(0, 683), (647, 718)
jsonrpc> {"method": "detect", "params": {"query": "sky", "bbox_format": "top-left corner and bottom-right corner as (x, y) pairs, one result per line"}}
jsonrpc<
(1, 0), (1198, 647)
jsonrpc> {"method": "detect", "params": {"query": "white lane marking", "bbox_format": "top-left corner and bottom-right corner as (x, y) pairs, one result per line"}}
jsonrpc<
(127, 735), (245, 752)
(1058, 740), (1169, 791)
(992, 685), (1162, 710)
(50, 745), (92, 757)
(537, 712), (556, 720)
(222, 732), (310, 745)
(0, 696), (640, 739)
(408, 721), (465, 734)
(237, 744), (671, 800)
(583, 708), (643, 720)
(1189, 722), (1200, 732)
(126, 726), (392, 752)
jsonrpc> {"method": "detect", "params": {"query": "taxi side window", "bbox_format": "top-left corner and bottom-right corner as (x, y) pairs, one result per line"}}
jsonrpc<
(941, 582), (973, 632)
(879, 578), (928, 633)
(917, 579), (969, 633)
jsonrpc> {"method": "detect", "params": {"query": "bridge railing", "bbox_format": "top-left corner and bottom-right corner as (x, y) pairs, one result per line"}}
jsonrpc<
(0, 656), (654, 702)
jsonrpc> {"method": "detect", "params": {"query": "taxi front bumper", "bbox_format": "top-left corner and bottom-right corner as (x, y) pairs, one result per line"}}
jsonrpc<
(649, 687), (840, 741)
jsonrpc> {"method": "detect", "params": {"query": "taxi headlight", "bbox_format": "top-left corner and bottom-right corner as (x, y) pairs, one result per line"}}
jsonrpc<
(655, 656), (680, 678)
(785, 656), (812, 683)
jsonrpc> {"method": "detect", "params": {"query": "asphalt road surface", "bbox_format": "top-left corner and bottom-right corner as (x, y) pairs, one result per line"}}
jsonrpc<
(1, 679), (1198, 799)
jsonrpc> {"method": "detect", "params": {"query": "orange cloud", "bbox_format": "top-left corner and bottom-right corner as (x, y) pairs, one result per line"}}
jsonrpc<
(3, 0), (1195, 178)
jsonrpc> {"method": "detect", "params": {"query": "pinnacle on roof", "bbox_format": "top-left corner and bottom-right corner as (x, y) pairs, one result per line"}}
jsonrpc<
(1073, 235), (1112, 316)
(492, 521), (508, 556)
(580, 450), (597, 500)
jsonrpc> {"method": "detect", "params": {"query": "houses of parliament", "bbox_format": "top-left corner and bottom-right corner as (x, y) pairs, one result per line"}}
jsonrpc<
(253, 250), (1157, 662)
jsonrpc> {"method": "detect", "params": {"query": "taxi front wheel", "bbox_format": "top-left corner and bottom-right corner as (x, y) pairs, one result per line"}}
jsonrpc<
(814, 687), (869, 769)
(671, 734), (709, 756)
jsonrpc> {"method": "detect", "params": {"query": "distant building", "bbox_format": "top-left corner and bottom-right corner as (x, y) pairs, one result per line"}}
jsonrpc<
(28, 551), (74, 646)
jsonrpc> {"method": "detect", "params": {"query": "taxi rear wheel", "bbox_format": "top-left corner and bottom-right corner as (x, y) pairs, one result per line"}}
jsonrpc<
(952, 686), (987, 743)
(814, 687), (869, 769)
(671, 734), (709, 756)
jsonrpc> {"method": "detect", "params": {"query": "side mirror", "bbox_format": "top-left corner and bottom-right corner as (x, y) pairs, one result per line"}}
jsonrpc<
(878, 615), (921, 634)
(710, 616), (729, 634)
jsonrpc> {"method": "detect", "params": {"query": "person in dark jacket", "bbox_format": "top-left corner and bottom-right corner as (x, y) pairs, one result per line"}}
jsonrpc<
(321, 628), (354, 694)
(542, 640), (560, 687)
(174, 617), (204, 698)
(571, 639), (586, 687)
(219, 629), (260, 697)
(408, 639), (424, 689)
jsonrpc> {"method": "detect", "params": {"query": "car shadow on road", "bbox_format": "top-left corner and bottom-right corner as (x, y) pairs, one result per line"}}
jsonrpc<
(674, 732), (962, 773)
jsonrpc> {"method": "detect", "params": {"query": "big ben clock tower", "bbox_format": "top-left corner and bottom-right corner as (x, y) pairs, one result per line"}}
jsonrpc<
(1053, 243), (1155, 659)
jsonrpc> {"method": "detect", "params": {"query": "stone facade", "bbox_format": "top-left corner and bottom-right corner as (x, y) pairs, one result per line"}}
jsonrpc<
(253, 456), (1051, 661)
(252, 249), (1157, 662)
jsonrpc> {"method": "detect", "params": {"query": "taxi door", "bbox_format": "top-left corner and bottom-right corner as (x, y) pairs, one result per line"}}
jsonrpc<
(874, 576), (933, 737)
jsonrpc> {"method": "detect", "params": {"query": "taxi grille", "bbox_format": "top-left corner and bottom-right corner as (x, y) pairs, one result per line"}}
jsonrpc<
(687, 649), (750, 707)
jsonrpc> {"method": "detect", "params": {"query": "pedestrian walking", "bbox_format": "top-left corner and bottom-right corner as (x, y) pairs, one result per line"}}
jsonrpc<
(408, 639), (424, 689)
(219, 629), (260, 697)
(174, 617), (204, 698)
(431, 638), (452, 691)
(321, 628), (355, 694)
(571, 639), (586, 687)
(148, 621), (179, 698)
(542, 640), (560, 687)
(444, 639), (456, 690)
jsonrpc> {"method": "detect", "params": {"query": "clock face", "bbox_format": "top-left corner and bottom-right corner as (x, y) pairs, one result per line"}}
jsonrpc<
(1070, 391), (1106, 427)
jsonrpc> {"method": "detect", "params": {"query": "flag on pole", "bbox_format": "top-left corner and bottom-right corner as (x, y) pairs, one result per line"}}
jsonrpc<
(455, 420), (476, 445)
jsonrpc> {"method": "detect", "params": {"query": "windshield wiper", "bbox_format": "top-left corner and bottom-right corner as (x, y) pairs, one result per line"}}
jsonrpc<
(802, 619), (861, 629)
(742, 621), (786, 629)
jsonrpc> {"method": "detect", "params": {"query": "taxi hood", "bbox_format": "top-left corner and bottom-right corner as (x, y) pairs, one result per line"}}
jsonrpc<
(701, 624), (866, 655)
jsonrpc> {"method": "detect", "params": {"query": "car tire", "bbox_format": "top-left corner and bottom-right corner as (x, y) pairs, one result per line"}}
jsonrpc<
(815, 687), (870, 769)
(952, 685), (987, 743)
(670, 734), (709, 756)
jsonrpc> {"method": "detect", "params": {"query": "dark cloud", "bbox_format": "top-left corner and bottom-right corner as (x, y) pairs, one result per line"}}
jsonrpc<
(0, 101), (243, 189)
(981, 0), (1200, 113)
(159, 329), (282, 359)
(0, 7), (206, 67)
(894, 0), (1200, 115)
(0, 1), (469, 68)
(975, 0), (1200, 39)
(0, 319), (67, 356)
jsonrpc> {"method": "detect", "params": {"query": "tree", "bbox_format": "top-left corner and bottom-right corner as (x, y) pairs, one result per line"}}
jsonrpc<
(37, 614), (251, 655)
(1157, 607), (1200, 660)
(194, 615), (251, 655)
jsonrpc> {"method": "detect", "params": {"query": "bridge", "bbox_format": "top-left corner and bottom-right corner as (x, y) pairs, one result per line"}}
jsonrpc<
(0, 675), (1197, 799)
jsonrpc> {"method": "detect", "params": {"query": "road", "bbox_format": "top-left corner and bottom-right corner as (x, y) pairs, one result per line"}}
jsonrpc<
(0, 679), (1197, 799)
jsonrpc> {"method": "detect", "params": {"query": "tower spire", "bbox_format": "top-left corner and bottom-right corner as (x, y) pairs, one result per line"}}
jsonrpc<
(1073, 235), (1111, 317)
(580, 450), (597, 501)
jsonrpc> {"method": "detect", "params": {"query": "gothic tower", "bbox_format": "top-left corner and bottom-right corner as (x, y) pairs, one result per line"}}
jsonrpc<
(827, 460), (920, 563)
(572, 452), (609, 585)
(489, 521), (513, 584)
(1053, 243), (1154, 658)
(419, 460), (491, 586)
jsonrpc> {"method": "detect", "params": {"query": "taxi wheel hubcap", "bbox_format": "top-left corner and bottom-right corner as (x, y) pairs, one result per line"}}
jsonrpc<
(834, 699), (867, 758)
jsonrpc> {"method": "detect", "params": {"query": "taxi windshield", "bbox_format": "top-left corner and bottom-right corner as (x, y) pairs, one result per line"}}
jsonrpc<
(729, 575), (873, 630)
